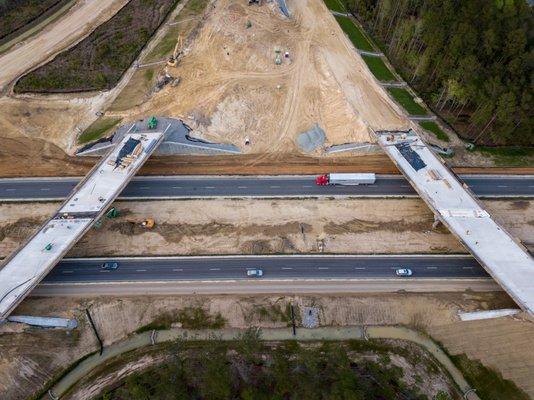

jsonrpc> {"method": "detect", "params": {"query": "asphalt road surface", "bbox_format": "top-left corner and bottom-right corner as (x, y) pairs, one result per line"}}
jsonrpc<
(44, 256), (488, 283)
(0, 175), (533, 200)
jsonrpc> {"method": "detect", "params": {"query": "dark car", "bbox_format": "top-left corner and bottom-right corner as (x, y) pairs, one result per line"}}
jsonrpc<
(101, 261), (119, 270)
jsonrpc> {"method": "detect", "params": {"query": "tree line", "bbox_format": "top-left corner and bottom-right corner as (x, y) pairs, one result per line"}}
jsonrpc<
(345, 0), (533, 146)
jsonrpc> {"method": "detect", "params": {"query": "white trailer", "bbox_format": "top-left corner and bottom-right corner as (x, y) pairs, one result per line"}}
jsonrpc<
(316, 173), (376, 185)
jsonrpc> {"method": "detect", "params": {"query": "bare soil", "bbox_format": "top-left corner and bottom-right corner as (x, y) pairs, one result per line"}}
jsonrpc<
(1, 199), (533, 257)
(110, 0), (408, 156)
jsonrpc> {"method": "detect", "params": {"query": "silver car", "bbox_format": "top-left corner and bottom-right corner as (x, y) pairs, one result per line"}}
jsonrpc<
(246, 269), (263, 278)
(395, 268), (413, 277)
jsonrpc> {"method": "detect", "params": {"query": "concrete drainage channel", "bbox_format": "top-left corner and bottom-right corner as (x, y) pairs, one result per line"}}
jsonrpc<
(42, 326), (479, 400)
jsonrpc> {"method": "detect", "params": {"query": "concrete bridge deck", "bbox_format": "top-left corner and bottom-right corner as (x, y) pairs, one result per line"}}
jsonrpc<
(377, 131), (534, 315)
(0, 131), (163, 320)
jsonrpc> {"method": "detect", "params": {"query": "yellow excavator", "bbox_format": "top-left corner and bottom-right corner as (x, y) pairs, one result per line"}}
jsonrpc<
(141, 218), (155, 229)
(167, 36), (183, 67)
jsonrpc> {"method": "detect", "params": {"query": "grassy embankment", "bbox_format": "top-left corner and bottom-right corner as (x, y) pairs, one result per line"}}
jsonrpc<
(329, 3), (451, 143)
(77, 117), (122, 144)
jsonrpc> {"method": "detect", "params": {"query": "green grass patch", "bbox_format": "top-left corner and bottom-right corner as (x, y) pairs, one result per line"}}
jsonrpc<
(143, 69), (154, 82)
(77, 117), (122, 144)
(361, 55), (396, 81)
(186, 0), (210, 14)
(451, 354), (529, 400)
(419, 121), (449, 142)
(136, 307), (226, 334)
(476, 146), (534, 167)
(323, 0), (346, 13)
(387, 87), (427, 115)
(335, 16), (374, 52)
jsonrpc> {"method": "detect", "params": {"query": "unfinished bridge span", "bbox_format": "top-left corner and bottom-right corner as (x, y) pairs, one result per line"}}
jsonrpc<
(0, 130), (164, 321)
(377, 130), (534, 315)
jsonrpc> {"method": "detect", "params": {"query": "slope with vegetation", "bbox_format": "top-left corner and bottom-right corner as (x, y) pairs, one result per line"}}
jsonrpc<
(14, 0), (180, 93)
(0, 0), (70, 42)
(97, 336), (454, 400)
(343, 0), (533, 146)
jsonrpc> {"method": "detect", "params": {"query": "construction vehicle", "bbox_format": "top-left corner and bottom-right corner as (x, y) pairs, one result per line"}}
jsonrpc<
(141, 218), (155, 229)
(106, 207), (119, 218)
(315, 173), (376, 186)
(167, 36), (183, 67)
(147, 116), (158, 130)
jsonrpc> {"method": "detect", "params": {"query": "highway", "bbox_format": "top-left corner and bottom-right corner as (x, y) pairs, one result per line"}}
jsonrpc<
(0, 175), (533, 200)
(44, 256), (489, 283)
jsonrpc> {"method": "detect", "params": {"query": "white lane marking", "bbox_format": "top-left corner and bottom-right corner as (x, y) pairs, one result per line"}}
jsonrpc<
(354, 267), (366, 270)
(205, 186), (215, 189)
(100, 270), (110, 273)
(173, 268), (183, 272)
(462, 267), (473, 270)
(281, 267), (293, 270)
(136, 269), (147, 272)
(270, 185), (281, 188)
(529, 185), (534, 188)
(400, 185), (410, 188)
(209, 268), (220, 271)
(62, 270), (73, 273)
(302, 185), (312, 188)
(426, 267), (437, 270)
(40, 188), (50, 191)
(140, 187), (150, 190)
(498, 185), (508, 188)
(5, 188), (16, 191)
(318, 267), (329, 270)
(172, 186), (183, 189)
(237, 186), (247, 189)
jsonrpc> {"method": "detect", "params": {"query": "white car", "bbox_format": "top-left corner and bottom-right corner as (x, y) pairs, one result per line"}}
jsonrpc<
(246, 269), (263, 277)
(395, 268), (413, 277)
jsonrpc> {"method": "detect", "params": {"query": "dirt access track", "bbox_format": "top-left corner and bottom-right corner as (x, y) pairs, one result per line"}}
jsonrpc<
(0, 0), (129, 92)
(1, 199), (532, 257)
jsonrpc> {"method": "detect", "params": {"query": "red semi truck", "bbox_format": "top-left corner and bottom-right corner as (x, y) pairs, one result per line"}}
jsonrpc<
(315, 173), (376, 186)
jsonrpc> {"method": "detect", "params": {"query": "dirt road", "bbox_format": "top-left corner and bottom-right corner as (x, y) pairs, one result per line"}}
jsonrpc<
(2, 199), (532, 258)
(0, 0), (129, 92)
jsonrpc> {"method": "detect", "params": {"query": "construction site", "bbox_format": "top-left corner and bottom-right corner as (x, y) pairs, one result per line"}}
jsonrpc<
(0, 0), (533, 399)
(0, 0), (411, 177)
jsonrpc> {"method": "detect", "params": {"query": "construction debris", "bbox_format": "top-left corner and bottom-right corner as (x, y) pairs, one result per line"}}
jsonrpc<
(297, 123), (326, 153)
